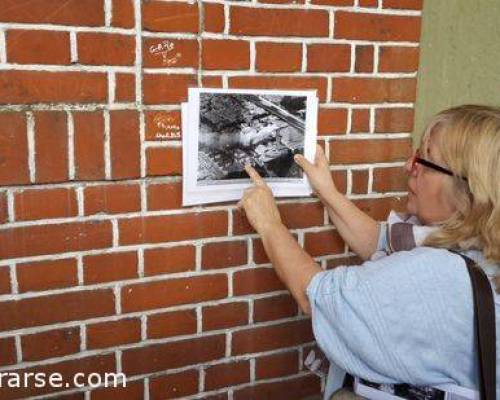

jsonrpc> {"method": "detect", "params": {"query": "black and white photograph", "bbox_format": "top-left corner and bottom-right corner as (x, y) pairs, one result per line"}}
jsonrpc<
(182, 88), (318, 206)
(197, 93), (306, 183)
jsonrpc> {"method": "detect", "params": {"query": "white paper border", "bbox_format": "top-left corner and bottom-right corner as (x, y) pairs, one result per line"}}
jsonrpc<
(182, 88), (318, 206)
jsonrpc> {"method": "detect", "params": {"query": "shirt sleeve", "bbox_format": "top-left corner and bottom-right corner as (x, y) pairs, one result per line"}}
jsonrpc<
(306, 246), (474, 386)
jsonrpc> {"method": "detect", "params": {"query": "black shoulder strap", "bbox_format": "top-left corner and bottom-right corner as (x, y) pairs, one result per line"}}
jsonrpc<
(453, 252), (496, 400)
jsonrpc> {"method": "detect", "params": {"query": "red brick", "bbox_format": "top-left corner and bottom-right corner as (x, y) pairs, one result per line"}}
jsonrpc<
(112, 0), (135, 28)
(202, 76), (223, 88)
(0, 113), (29, 185)
(204, 3), (225, 32)
(57, 391), (86, 399)
(202, 240), (247, 270)
(359, 0), (378, 6)
(335, 11), (421, 42)
(281, 202), (325, 229)
(142, 1), (199, 33)
(202, 302), (248, 331)
(0, 220), (113, 259)
(115, 73), (136, 102)
(232, 320), (314, 355)
(202, 393), (228, 400)
(352, 169), (369, 194)
(17, 258), (78, 293)
(143, 38), (198, 68)
(91, 380), (143, 400)
(253, 294), (298, 322)
(259, 0), (305, 3)
(147, 309), (197, 339)
(0, 355), (115, 400)
(355, 45), (374, 72)
(21, 327), (80, 361)
(233, 202), (324, 235)
(230, 75), (327, 102)
(84, 251), (138, 284)
(143, 73), (196, 104)
(84, 184), (141, 215)
(318, 108), (348, 135)
(122, 335), (225, 375)
(78, 32), (135, 66)
(205, 361), (250, 390)
(234, 375), (320, 400)
(233, 267), (285, 296)
(375, 107), (415, 133)
(145, 110), (181, 141)
(15, 188), (77, 221)
(329, 138), (411, 164)
(253, 238), (270, 264)
(34, 111), (68, 183)
(256, 350), (299, 379)
(0, 266), (10, 295)
(311, 0), (353, 4)
(231, 7), (329, 37)
(144, 245), (196, 276)
(0, 0), (105, 26)
(119, 211), (227, 245)
(332, 78), (417, 103)
(326, 255), (363, 269)
(379, 46), (420, 72)
(0, 71), (107, 104)
(383, 0), (423, 10)
(304, 229), (344, 257)
(0, 192), (7, 224)
(6, 30), (70, 64)
(0, 337), (16, 366)
(373, 166), (408, 192)
(73, 111), (105, 180)
(87, 318), (141, 349)
(146, 146), (182, 176)
(121, 274), (228, 312)
(354, 196), (407, 221)
(203, 39), (250, 70)
(351, 108), (370, 133)
(150, 370), (198, 400)
(110, 110), (140, 179)
(307, 44), (351, 72)
(147, 182), (182, 211)
(0, 289), (115, 331)
(256, 42), (302, 72)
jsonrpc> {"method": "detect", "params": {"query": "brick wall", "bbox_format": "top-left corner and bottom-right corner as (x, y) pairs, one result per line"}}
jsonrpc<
(0, 0), (421, 398)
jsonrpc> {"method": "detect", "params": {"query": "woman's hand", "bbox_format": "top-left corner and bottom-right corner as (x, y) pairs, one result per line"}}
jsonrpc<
(237, 165), (283, 235)
(294, 144), (338, 199)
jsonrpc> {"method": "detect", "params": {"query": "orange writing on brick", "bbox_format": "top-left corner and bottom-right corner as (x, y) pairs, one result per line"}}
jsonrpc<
(149, 40), (181, 66)
(153, 113), (181, 139)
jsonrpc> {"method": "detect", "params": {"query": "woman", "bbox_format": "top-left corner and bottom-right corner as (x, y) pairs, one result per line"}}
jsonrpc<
(237, 105), (500, 399)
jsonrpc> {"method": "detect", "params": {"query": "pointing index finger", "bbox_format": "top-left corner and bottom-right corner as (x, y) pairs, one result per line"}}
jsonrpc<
(245, 164), (265, 186)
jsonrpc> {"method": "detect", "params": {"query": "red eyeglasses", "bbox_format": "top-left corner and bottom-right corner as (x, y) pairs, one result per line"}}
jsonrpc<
(410, 150), (467, 181)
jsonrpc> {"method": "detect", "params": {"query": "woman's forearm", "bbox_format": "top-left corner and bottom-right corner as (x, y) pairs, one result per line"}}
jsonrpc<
(319, 190), (380, 260)
(258, 222), (322, 315)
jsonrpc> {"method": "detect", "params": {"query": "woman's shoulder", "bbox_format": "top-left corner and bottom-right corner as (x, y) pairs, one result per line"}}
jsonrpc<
(358, 246), (472, 292)
(371, 245), (463, 270)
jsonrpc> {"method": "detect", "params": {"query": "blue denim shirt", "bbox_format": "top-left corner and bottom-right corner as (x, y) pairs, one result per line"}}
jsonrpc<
(306, 220), (500, 399)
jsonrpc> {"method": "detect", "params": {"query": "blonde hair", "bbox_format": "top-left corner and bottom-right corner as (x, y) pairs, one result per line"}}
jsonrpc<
(421, 105), (500, 293)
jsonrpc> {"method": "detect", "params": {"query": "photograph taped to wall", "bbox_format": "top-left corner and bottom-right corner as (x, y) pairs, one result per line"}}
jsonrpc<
(182, 88), (318, 206)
